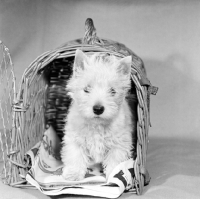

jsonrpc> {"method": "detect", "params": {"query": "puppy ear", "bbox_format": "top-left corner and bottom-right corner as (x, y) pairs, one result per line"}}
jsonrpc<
(74, 49), (88, 73)
(117, 56), (132, 76)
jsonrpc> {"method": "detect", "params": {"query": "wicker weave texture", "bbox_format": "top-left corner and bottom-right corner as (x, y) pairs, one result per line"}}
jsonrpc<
(0, 41), (16, 184)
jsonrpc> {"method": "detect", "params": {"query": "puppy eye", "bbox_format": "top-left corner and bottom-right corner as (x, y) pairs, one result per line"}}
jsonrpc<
(84, 86), (90, 93)
(110, 88), (116, 96)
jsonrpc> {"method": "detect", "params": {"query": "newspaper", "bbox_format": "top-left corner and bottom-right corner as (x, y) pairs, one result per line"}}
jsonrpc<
(25, 127), (136, 198)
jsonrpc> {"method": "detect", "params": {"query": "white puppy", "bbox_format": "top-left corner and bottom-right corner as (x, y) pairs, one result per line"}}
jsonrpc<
(61, 49), (135, 181)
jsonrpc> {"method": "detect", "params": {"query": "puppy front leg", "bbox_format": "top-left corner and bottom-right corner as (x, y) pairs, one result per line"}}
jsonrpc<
(61, 136), (88, 181)
(103, 147), (131, 179)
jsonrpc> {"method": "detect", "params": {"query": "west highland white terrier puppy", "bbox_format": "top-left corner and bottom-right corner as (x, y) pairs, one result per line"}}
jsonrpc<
(61, 49), (135, 181)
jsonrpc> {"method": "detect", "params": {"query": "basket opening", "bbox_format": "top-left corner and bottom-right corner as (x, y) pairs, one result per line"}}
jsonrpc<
(43, 55), (138, 159)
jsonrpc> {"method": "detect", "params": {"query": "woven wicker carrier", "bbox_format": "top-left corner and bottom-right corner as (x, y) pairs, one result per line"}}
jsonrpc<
(0, 18), (157, 195)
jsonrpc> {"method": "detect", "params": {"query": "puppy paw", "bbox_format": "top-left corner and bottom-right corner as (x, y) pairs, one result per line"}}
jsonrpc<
(62, 165), (86, 181)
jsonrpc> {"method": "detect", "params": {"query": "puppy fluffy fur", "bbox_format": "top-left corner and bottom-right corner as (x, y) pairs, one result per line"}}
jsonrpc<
(61, 49), (135, 181)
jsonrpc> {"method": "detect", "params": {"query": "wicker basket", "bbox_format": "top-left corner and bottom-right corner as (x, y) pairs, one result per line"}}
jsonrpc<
(0, 18), (157, 194)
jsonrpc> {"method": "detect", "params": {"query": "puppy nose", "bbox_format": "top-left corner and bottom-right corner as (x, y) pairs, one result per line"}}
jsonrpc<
(93, 105), (104, 115)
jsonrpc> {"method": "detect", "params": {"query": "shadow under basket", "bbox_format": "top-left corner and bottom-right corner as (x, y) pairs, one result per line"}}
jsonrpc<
(0, 18), (157, 195)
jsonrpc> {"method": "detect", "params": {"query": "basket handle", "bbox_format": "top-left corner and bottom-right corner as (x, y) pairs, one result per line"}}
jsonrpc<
(83, 18), (103, 45)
